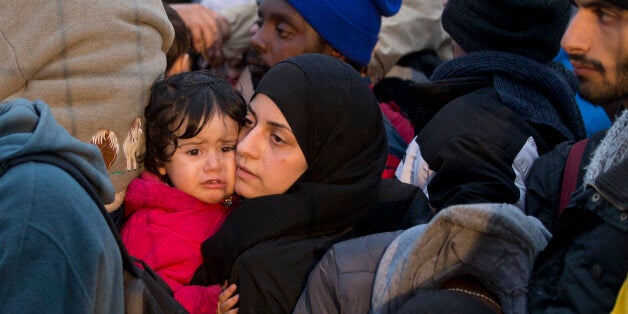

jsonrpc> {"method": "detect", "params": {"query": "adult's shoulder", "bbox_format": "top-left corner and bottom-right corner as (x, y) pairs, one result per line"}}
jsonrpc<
(0, 161), (123, 312)
(0, 161), (115, 248)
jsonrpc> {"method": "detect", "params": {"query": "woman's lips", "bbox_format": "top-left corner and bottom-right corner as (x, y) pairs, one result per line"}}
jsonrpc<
(236, 165), (256, 179)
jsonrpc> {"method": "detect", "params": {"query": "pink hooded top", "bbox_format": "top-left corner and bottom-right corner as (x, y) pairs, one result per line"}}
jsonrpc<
(120, 171), (236, 313)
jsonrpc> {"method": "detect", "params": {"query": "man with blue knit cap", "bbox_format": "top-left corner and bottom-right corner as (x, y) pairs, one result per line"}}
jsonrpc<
(247, 0), (411, 179)
(247, 0), (401, 86)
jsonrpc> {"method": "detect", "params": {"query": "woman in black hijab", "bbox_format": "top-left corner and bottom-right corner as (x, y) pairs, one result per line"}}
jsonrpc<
(190, 53), (388, 312)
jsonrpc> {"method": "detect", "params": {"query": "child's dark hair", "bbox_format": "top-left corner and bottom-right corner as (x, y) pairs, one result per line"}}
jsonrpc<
(164, 2), (191, 72)
(143, 71), (247, 180)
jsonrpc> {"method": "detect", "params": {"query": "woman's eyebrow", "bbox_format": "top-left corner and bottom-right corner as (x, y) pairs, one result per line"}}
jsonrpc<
(266, 120), (292, 132)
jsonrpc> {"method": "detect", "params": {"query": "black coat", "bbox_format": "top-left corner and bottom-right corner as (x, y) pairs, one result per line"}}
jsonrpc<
(526, 132), (628, 313)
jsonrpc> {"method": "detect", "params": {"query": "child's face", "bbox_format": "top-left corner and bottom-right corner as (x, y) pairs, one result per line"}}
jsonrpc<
(158, 113), (239, 205)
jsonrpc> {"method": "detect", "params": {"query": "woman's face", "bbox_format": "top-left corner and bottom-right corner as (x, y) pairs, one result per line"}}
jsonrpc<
(235, 93), (308, 198)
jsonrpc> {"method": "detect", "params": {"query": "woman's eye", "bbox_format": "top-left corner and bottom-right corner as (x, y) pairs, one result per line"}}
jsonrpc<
(186, 149), (201, 156)
(271, 134), (285, 144)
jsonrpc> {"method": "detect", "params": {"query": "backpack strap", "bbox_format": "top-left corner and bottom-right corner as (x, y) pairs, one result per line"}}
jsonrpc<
(559, 138), (589, 216)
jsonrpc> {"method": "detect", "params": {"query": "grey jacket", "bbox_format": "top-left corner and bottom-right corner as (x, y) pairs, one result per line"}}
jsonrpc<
(294, 231), (401, 314)
(372, 203), (550, 314)
(295, 203), (550, 314)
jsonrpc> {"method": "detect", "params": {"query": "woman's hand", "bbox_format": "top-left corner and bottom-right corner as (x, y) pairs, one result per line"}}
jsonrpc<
(217, 282), (239, 314)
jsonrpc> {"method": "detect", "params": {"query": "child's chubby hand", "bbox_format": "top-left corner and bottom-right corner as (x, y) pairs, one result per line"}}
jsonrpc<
(217, 281), (239, 314)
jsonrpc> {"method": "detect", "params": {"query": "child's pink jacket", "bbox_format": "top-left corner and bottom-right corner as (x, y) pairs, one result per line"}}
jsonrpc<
(120, 171), (234, 313)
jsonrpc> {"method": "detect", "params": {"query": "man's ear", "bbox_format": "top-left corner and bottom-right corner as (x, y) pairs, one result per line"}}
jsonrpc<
(330, 49), (347, 62)
(330, 49), (367, 75)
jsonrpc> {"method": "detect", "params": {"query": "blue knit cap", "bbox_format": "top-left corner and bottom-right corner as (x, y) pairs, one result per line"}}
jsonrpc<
(285, 0), (402, 67)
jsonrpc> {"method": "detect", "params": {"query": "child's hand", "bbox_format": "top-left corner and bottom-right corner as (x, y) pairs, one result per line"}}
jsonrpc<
(217, 282), (239, 314)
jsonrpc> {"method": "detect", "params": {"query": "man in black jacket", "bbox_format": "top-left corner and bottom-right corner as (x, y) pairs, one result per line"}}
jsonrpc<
(396, 0), (586, 212)
(526, 0), (628, 312)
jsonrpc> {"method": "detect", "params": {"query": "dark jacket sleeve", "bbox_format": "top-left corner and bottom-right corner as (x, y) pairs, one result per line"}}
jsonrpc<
(527, 132), (627, 313)
(525, 141), (571, 232)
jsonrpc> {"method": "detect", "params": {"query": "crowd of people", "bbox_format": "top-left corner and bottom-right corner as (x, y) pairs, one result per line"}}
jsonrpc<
(0, 0), (626, 313)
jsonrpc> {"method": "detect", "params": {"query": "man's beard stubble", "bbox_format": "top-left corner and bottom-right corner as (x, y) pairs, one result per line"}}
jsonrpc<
(573, 54), (628, 106)
(246, 48), (270, 88)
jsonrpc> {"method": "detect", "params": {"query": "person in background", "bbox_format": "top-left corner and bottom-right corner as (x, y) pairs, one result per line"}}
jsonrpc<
(396, 0), (586, 212)
(120, 71), (246, 313)
(0, 99), (123, 313)
(170, 0), (451, 89)
(247, 0), (414, 178)
(526, 0), (628, 312)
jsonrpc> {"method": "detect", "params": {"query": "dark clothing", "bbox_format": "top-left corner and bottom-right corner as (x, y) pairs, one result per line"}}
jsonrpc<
(397, 51), (585, 211)
(526, 129), (628, 313)
(429, 52), (585, 144)
(355, 178), (433, 236)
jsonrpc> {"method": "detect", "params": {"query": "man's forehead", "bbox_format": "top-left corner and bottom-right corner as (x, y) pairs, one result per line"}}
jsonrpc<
(258, 0), (304, 24)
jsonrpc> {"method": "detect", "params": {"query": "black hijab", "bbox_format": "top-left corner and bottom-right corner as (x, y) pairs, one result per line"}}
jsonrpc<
(191, 54), (387, 293)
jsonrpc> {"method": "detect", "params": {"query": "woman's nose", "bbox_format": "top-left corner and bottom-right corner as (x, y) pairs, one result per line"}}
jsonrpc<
(236, 129), (259, 159)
